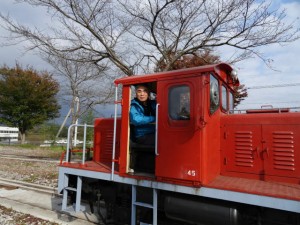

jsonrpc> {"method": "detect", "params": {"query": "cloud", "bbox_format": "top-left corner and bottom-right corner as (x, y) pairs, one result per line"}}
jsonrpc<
(0, 0), (53, 70)
(235, 0), (300, 110)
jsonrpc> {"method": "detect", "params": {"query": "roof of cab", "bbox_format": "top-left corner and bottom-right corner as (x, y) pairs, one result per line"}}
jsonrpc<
(114, 63), (234, 86)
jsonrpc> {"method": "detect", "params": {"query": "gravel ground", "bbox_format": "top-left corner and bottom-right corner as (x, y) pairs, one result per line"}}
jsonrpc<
(0, 205), (59, 225)
(0, 145), (64, 225)
(0, 146), (61, 187)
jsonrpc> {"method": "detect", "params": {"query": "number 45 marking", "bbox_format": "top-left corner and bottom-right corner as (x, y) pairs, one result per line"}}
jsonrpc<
(187, 170), (196, 176)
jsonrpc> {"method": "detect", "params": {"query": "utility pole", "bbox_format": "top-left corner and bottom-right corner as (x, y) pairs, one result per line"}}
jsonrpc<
(55, 108), (71, 139)
(56, 97), (80, 143)
(73, 97), (80, 147)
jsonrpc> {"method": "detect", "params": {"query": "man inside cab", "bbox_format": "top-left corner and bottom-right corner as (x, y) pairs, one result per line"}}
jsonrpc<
(130, 83), (156, 146)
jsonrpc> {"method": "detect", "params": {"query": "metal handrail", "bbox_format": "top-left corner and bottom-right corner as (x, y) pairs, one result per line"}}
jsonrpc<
(111, 85), (119, 181)
(66, 123), (94, 164)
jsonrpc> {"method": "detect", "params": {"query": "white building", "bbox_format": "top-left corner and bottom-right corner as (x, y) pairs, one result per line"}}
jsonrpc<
(0, 126), (19, 142)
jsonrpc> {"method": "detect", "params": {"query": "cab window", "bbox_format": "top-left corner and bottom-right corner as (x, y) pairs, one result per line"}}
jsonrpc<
(221, 85), (227, 111)
(210, 74), (219, 114)
(229, 91), (234, 113)
(169, 85), (190, 120)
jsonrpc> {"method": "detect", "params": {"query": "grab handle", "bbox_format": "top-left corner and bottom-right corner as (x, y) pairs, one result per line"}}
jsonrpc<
(155, 103), (160, 155)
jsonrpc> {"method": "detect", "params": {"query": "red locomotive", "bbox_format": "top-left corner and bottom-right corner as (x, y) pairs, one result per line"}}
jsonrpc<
(58, 63), (300, 225)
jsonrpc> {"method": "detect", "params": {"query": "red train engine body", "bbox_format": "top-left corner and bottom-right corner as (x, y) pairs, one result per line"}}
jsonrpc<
(58, 63), (300, 225)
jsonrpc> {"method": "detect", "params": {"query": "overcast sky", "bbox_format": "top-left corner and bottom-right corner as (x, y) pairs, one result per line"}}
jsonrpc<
(0, 0), (300, 112)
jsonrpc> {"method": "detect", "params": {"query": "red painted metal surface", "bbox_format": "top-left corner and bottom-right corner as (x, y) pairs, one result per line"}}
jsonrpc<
(221, 113), (300, 184)
(155, 77), (202, 183)
(119, 86), (131, 175)
(114, 63), (238, 88)
(94, 118), (121, 166)
(61, 161), (113, 173)
(207, 175), (300, 201)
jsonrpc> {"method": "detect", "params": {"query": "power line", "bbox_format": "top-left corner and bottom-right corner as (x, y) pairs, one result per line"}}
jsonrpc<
(242, 101), (300, 105)
(247, 83), (300, 89)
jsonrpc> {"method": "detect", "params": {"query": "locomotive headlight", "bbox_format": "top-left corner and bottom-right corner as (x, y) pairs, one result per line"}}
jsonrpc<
(231, 69), (238, 80)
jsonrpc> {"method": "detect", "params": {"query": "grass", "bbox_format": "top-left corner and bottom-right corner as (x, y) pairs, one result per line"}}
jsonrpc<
(9, 143), (66, 151)
(23, 162), (34, 167)
(19, 143), (39, 149)
(46, 173), (58, 180)
(22, 174), (39, 183)
(0, 143), (65, 159)
(1, 139), (94, 159)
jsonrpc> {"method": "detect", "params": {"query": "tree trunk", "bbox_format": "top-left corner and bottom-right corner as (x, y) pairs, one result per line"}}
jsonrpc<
(20, 132), (26, 144)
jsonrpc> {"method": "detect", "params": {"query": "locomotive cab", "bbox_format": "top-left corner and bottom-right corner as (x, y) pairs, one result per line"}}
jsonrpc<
(114, 63), (238, 185)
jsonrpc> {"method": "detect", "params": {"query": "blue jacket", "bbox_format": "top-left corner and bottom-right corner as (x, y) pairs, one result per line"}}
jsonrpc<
(130, 98), (156, 138)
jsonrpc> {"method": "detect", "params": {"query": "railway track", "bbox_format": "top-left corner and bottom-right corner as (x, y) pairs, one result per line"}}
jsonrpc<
(0, 154), (59, 162)
(0, 177), (58, 195)
(0, 148), (102, 224)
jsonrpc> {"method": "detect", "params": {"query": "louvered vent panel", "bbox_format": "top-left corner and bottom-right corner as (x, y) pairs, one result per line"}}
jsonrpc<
(102, 130), (114, 160)
(234, 131), (254, 167)
(272, 131), (295, 171)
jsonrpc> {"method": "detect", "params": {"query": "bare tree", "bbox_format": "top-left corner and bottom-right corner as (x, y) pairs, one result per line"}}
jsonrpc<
(1, 0), (135, 74)
(45, 53), (115, 141)
(120, 0), (299, 70)
(0, 0), (299, 75)
(46, 53), (114, 117)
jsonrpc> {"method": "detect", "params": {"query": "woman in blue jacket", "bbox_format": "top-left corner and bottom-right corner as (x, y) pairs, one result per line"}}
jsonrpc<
(130, 84), (156, 145)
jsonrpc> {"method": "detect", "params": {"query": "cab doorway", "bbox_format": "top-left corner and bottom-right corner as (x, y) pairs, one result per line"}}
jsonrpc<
(128, 82), (157, 176)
